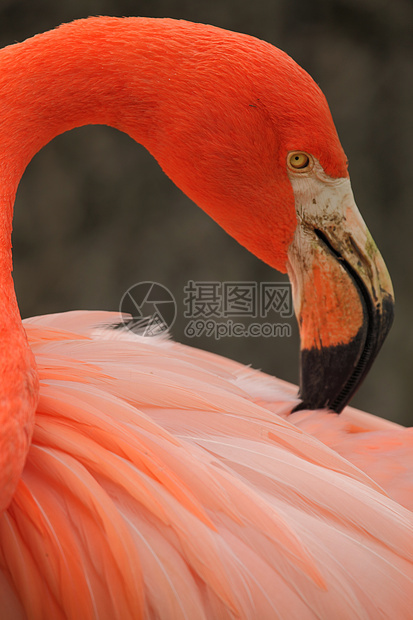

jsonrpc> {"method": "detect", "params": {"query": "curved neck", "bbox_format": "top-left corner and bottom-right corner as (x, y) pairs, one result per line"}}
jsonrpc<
(0, 17), (186, 509)
(0, 19), (223, 511)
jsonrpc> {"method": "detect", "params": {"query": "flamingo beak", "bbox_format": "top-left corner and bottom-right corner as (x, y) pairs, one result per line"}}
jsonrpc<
(286, 169), (394, 413)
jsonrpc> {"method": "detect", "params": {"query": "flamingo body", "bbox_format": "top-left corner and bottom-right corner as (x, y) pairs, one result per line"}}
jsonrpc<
(0, 311), (410, 619)
(0, 16), (410, 619)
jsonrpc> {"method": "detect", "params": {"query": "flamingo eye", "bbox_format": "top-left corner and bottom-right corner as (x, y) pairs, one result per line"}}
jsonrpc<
(288, 152), (312, 171)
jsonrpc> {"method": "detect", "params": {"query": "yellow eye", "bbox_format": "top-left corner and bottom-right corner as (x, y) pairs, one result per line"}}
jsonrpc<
(288, 152), (312, 171)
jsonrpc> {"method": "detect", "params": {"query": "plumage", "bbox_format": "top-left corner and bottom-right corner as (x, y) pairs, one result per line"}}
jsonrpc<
(0, 16), (411, 619)
(0, 312), (410, 619)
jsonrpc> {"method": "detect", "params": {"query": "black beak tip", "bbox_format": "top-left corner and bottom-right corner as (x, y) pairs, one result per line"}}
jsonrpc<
(294, 292), (395, 415)
(294, 330), (372, 414)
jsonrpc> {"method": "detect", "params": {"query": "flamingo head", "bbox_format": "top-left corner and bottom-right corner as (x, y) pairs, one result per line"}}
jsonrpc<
(120, 20), (394, 412)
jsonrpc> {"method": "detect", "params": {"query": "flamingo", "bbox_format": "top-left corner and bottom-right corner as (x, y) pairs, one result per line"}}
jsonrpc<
(0, 16), (412, 619)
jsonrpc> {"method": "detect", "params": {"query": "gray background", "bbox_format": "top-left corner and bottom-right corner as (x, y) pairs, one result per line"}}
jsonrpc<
(1, 0), (412, 424)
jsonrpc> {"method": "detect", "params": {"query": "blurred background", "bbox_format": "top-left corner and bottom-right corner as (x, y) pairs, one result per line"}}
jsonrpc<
(0, 0), (412, 424)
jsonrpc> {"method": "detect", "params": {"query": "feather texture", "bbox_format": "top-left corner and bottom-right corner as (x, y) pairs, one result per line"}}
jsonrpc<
(0, 311), (410, 619)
